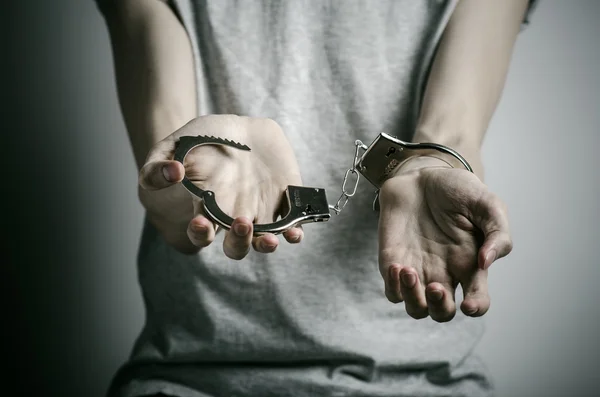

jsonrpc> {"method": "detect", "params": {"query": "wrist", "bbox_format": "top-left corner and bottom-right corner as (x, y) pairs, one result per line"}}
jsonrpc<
(392, 155), (453, 175)
(412, 127), (484, 178)
(390, 150), (483, 181)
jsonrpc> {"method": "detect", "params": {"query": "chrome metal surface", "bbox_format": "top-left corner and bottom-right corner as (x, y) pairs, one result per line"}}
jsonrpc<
(173, 135), (331, 235)
(357, 132), (473, 189)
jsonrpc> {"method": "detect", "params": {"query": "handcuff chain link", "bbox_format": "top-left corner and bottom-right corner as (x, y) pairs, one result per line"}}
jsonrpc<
(329, 140), (368, 215)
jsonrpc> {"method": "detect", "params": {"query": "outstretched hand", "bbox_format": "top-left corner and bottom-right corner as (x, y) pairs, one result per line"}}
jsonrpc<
(378, 157), (512, 322)
(138, 115), (304, 258)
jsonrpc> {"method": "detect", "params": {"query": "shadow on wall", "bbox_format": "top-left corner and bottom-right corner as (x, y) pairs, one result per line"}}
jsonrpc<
(5, 1), (600, 397)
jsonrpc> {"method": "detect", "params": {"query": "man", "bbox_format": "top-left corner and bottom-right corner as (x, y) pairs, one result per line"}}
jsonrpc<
(97, 1), (535, 396)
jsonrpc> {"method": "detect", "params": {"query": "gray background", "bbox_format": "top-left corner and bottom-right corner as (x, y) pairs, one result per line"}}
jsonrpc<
(5, 1), (599, 396)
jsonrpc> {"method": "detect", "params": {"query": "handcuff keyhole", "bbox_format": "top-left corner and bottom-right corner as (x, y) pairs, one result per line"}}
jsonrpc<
(385, 147), (396, 157)
(305, 204), (313, 213)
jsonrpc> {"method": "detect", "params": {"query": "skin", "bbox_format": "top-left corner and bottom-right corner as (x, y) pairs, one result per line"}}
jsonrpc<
(378, 156), (512, 322)
(100, 0), (529, 323)
(379, 0), (529, 321)
(138, 115), (305, 257)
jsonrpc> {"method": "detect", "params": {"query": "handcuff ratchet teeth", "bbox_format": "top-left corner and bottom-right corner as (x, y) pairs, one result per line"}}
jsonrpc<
(174, 135), (331, 235)
(174, 132), (473, 234)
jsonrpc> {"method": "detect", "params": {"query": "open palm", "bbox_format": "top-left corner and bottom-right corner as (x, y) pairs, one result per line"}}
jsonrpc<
(378, 164), (512, 322)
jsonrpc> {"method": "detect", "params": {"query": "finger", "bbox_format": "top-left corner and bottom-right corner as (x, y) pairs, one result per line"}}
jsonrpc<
(399, 267), (428, 319)
(460, 269), (490, 317)
(248, 199), (283, 253)
(473, 193), (513, 270)
(425, 282), (456, 323)
(282, 226), (304, 244)
(187, 214), (217, 248)
(223, 216), (254, 260)
(139, 137), (183, 190)
(139, 160), (185, 190)
(384, 264), (403, 303)
(252, 233), (279, 253)
(377, 198), (412, 305)
(274, 189), (304, 245)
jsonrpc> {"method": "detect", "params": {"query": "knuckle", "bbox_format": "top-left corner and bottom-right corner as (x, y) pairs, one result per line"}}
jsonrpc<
(492, 196), (510, 219)
(504, 235), (514, 254)
(493, 232), (513, 258)
(479, 191), (500, 214)
(254, 242), (268, 253)
(378, 248), (398, 267)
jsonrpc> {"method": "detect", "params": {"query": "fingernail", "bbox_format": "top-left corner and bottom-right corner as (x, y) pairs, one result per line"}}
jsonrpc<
(234, 223), (250, 237)
(428, 289), (444, 302)
(193, 224), (208, 234)
(401, 272), (416, 288)
(162, 165), (172, 181)
(484, 249), (497, 269)
(262, 242), (277, 251)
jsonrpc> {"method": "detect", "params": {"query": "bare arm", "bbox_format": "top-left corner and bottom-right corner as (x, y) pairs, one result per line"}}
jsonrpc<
(99, 1), (304, 256)
(100, 0), (197, 169)
(379, 1), (529, 321)
(412, 0), (530, 178)
(98, 0), (198, 252)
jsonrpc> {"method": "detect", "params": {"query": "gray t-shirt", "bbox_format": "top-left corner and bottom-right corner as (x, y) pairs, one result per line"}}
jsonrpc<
(104, 1), (535, 396)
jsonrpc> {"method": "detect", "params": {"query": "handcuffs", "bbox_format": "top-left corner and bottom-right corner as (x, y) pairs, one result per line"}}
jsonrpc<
(174, 132), (473, 235)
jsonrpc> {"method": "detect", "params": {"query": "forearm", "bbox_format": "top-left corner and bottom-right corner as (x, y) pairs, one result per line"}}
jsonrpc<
(100, 0), (197, 169)
(413, 0), (529, 178)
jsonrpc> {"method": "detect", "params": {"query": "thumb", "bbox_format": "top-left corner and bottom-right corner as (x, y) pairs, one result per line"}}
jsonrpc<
(472, 192), (513, 270)
(139, 139), (185, 190)
(460, 269), (490, 317)
(139, 160), (185, 190)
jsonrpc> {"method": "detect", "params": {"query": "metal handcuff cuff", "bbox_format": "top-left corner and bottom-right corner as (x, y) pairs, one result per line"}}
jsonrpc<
(173, 133), (473, 235)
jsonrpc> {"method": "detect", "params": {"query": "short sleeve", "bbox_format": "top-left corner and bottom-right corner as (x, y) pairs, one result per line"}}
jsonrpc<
(94, 0), (117, 15)
(521, 0), (539, 30)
